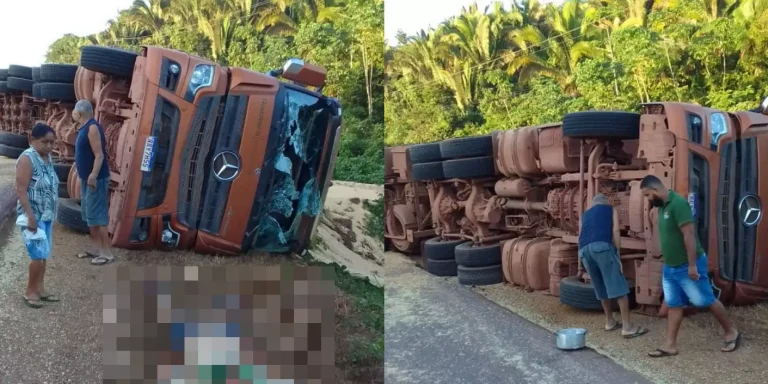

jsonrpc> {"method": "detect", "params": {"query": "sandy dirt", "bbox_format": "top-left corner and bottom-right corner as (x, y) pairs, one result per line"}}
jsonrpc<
(386, 251), (768, 384)
(311, 181), (384, 286)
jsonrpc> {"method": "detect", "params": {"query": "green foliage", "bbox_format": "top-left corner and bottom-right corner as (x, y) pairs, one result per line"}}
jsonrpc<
(363, 195), (384, 242)
(387, 0), (768, 143)
(45, 0), (384, 186)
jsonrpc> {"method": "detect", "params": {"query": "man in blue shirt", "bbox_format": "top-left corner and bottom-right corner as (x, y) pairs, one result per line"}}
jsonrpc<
(72, 100), (114, 265)
(579, 194), (648, 339)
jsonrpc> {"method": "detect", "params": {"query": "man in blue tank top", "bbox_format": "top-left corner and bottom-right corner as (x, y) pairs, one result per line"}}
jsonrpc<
(73, 100), (114, 266)
(579, 194), (648, 339)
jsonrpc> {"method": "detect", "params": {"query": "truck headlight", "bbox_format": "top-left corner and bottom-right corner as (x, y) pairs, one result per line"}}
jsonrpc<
(188, 64), (214, 96)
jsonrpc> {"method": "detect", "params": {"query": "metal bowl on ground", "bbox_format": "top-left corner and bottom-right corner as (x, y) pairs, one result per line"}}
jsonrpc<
(556, 328), (587, 350)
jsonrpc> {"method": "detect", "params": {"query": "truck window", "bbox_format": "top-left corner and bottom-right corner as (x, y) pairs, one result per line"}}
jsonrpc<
(709, 112), (728, 151)
(689, 152), (709, 255)
(687, 113), (703, 144)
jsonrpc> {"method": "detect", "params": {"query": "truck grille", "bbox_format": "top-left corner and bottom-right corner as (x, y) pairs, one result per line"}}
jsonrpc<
(736, 138), (757, 282)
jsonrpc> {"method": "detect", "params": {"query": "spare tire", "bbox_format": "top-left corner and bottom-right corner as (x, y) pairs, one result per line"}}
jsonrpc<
(407, 142), (442, 164)
(8, 65), (32, 80)
(457, 264), (504, 286)
(39, 64), (78, 83)
(442, 156), (496, 179)
(562, 111), (640, 140)
(454, 242), (502, 268)
(56, 198), (89, 233)
(559, 276), (636, 311)
(412, 161), (444, 181)
(80, 46), (138, 79)
(0, 132), (28, 148)
(7, 77), (33, 93)
(37, 83), (76, 102)
(423, 237), (465, 261)
(0, 144), (24, 159)
(32, 67), (41, 83)
(0, 69), (7, 81)
(439, 135), (492, 159)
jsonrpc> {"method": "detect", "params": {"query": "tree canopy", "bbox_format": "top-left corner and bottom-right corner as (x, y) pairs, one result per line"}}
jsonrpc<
(46, 0), (384, 185)
(386, 0), (768, 145)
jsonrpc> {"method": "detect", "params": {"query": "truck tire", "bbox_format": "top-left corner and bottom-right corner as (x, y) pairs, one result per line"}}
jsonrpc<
(442, 156), (495, 179)
(426, 258), (458, 277)
(454, 242), (502, 268)
(32, 83), (41, 98)
(32, 67), (40, 83)
(37, 83), (76, 102)
(0, 69), (7, 81)
(0, 81), (7, 93)
(80, 46), (138, 79)
(412, 161), (444, 181)
(39, 64), (78, 84)
(8, 65), (32, 80)
(0, 132), (28, 148)
(562, 111), (640, 140)
(407, 142), (442, 164)
(439, 135), (493, 159)
(7, 77), (33, 94)
(56, 199), (89, 234)
(0, 144), (23, 158)
(559, 277), (636, 311)
(54, 163), (72, 182)
(58, 182), (70, 198)
(423, 237), (465, 261)
(457, 264), (504, 286)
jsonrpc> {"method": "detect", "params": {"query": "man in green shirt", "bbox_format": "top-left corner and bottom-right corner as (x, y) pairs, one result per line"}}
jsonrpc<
(640, 175), (740, 357)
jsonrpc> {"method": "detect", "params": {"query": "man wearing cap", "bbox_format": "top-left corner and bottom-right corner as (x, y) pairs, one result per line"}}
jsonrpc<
(578, 194), (648, 339)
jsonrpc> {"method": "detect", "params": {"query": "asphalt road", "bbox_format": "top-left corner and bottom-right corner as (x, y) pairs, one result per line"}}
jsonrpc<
(385, 254), (652, 384)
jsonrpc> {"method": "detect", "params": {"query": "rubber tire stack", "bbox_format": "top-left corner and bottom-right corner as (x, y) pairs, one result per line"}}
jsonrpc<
(422, 237), (465, 277)
(438, 134), (496, 179)
(0, 65), (34, 159)
(454, 242), (504, 286)
(34, 64), (78, 103)
(408, 142), (445, 181)
(56, 198), (89, 234)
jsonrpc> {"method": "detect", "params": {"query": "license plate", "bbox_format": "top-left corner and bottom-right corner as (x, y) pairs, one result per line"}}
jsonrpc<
(140, 136), (157, 172)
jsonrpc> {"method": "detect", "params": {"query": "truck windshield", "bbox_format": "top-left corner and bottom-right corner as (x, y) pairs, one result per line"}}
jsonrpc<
(248, 85), (334, 252)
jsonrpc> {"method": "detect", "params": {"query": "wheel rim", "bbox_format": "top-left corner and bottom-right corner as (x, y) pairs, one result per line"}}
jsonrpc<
(386, 207), (414, 252)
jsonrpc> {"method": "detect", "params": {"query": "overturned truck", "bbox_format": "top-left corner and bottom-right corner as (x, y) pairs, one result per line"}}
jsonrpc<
(398, 100), (768, 315)
(53, 45), (342, 256)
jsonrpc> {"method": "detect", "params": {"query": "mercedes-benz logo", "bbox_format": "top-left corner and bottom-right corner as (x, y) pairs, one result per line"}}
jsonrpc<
(212, 151), (240, 181)
(738, 194), (762, 227)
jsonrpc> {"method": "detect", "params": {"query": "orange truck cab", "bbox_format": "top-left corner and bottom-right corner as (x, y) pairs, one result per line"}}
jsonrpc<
(75, 46), (341, 255)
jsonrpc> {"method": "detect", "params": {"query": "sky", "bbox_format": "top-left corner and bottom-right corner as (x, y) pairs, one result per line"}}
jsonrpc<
(384, 0), (563, 45)
(0, 0), (134, 68)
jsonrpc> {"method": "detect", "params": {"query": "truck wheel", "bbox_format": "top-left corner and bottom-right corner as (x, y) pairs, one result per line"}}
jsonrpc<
(0, 81), (8, 93)
(442, 156), (495, 179)
(58, 182), (70, 198)
(562, 111), (640, 140)
(407, 142), (442, 164)
(56, 199), (89, 234)
(0, 144), (24, 159)
(412, 161), (444, 181)
(423, 237), (465, 261)
(559, 276), (637, 311)
(53, 163), (72, 182)
(32, 83), (41, 98)
(454, 242), (502, 268)
(439, 135), (492, 159)
(80, 46), (138, 79)
(0, 69), (7, 81)
(37, 83), (76, 102)
(0, 132), (28, 148)
(426, 259), (458, 277)
(457, 264), (504, 286)
(8, 65), (32, 80)
(39, 64), (78, 84)
(7, 77), (33, 94)
(32, 67), (40, 83)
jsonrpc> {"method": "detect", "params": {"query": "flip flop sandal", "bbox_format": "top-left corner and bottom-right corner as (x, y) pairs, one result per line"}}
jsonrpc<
(623, 326), (649, 339)
(721, 332), (742, 352)
(648, 349), (678, 358)
(77, 251), (97, 259)
(40, 294), (60, 302)
(605, 321), (622, 331)
(91, 256), (115, 266)
(23, 296), (43, 309)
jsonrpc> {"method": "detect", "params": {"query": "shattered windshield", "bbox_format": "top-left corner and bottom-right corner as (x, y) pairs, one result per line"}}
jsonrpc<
(250, 86), (333, 252)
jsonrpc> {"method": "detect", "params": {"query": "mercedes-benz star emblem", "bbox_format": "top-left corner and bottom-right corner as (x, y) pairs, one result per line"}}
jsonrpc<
(212, 151), (241, 181)
(738, 194), (762, 227)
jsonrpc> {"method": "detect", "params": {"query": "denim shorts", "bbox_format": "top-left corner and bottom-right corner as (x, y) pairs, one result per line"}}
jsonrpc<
(663, 254), (717, 308)
(21, 220), (53, 261)
(81, 177), (110, 227)
(579, 241), (630, 300)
